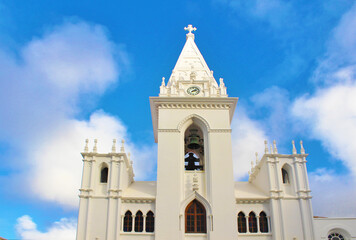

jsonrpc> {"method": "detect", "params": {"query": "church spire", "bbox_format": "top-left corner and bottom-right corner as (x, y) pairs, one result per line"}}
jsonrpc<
(159, 25), (227, 97)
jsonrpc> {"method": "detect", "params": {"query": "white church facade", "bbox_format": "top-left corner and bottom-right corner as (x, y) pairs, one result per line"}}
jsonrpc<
(76, 25), (356, 240)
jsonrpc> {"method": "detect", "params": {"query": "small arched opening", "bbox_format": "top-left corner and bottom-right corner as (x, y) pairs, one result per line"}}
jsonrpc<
(145, 211), (154, 232)
(100, 164), (108, 183)
(248, 212), (257, 233)
(123, 211), (132, 232)
(184, 124), (205, 171)
(237, 211), (247, 233)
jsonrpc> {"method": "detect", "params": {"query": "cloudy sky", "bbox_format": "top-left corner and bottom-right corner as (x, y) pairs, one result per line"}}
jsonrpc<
(1, 0), (356, 239)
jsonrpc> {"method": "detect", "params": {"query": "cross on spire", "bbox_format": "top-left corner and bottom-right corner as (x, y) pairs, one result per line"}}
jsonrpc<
(184, 24), (197, 40)
(184, 24), (197, 34)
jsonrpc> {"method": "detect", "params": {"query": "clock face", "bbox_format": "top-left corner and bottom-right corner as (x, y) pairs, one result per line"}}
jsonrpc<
(187, 86), (200, 95)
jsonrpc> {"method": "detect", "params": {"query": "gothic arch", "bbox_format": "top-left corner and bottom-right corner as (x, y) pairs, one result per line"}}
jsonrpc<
(180, 191), (212, 217)
(281, 163), (293, 184)
(177, 114), (210, 133)
(99, 162), (109, 183)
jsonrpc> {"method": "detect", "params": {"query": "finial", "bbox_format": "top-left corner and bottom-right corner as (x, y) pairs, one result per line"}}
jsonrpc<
(93, 139), (97, 153)
(184, 24), (197, 34)
(255, 152), (259, 165)
(112, 139), (116, 153)
(128, 152), (131, 160)
(161, 77), (165, 86)
(273, 140), (278, 154)
(219, 78), (225, 87)
(120, 139), (125, 152)
(264, 140), (269, 154)
(210, 70), (214, 76)
(251, 159), (254, 169)
(292, 140), (297, 154)
(300, 140), (305, 154)
(84, 139), (89, 153)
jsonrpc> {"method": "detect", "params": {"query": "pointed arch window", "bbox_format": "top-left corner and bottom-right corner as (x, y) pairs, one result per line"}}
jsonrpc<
(237, 212), (247, 233)
(135, 211), (143, 232)
(282, 168), (289, 184)
(248, 212), (257, 233)
(145, 211), (154, 232)
(259, 211), (268, 233)
(123, 211), (132, 232)
(100, 166), (108, 183)
(185, 200), (206, 233)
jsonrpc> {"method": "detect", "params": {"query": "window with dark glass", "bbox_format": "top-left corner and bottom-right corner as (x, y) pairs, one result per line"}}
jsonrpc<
(248, 212), (257, 233)
(100, 167), (108, 183)
(328, 233), (344, 240)
(185, 200), (206, 233)
(259, 211), (268, 233)
(237, 212), (247, 233)
(135, 211), (143, 232)
(282, 168), (289, 184)
(123, 211), (132, 232)
(145, 211), (154, 232)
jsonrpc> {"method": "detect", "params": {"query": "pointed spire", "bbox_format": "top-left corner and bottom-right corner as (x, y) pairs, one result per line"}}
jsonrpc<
(251, 159), (254, 169)
(184, 24), (197, 40)
(273, 140), (278, 154)
(300, 140), (305, 154)
(112, 139), (116, 153)
(120, 139), (125, 153)
(292, 140), (297, 154)
(255, 152), (259, 165)
(84, 139), (89, 153)
(161, 25), (220, 97)
(161, 77), (165, 86)
(93, 139), (98, 153)
(264, 140), (269, 154)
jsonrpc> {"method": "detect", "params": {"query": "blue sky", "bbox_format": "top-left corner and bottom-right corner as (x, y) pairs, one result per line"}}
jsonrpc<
(1, 0), (356, 238)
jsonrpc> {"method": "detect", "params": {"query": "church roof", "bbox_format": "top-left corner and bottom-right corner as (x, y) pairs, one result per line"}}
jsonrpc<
(122, 181), (156, 199)
(234, 182), (269, 200)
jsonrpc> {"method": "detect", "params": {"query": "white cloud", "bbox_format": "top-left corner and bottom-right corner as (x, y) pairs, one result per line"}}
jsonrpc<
(16, 215), (76, 240)
(291, 3), (356, 217)
(23, 21), (119, 95)
(309, 169), (356, 217)
(27, 111), (156, 207)
(0, 20), (155, 208)
(292, 84), (356, 175)
(231, 106), (267, 180)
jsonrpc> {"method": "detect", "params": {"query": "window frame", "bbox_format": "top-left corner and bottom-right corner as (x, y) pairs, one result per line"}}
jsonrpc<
(185, 200), (207, 233)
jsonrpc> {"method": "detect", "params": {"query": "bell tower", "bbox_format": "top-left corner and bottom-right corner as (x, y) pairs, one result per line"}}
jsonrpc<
(150, 25), (238, 240)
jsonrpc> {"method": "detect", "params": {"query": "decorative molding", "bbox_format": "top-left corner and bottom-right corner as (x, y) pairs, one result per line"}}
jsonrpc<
(236, 199), (269, 204)
(157, 129), (180, 133)
(121, 198), (155, 203)
(158, 103), (230, 109)
(209, 129), (232, 133)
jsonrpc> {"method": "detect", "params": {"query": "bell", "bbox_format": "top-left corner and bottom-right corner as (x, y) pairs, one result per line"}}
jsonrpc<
(187, 129), (201, 149)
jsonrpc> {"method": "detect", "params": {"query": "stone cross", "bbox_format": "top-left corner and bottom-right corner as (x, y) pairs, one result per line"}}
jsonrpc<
(184, 24), (197, 34)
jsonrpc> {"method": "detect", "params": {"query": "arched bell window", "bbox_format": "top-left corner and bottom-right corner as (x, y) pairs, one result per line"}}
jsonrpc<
(145, 211), (154, 232)
(100, 166), (108, 183)
(248, 212), (257, 233)
(282, 168), (289, 184)
(135, 211), (143, 232)
(259, 211), (268, 233)
(185, 200), (206, 233)
(123, 211), (132, 232)
(184, 125), (204, 171)
(237, 212), (247, 233)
